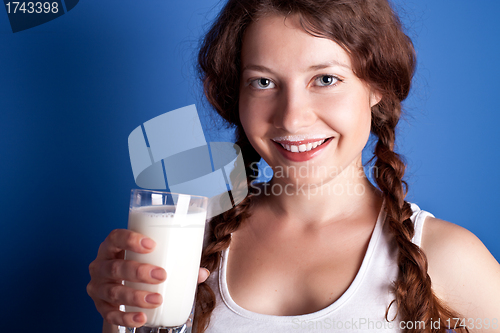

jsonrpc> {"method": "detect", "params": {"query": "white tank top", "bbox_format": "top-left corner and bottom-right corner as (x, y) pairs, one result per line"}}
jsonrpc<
(202, 203), (434, 333)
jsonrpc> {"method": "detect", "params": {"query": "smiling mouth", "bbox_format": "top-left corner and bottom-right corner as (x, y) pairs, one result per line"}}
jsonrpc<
(273, 137), (333, 153)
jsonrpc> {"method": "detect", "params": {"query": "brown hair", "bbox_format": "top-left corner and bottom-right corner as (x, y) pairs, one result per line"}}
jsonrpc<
(195, 1), (467, 332)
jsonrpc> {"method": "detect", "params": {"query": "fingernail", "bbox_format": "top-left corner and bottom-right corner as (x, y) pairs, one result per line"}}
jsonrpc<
(141, 238), (155, 249)
(145, 293), (162, 304)
(151, 268), (166, 281)
(133, 313), (144, 323)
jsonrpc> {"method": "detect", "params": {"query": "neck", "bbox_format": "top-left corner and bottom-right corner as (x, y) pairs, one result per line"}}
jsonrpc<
(253, 157), (383, 227)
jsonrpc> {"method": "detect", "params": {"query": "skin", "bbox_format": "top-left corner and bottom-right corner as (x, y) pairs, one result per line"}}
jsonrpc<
(89, 13), (500, 333)
(238, 14), (382, 222)
(422, 218), (500, 332)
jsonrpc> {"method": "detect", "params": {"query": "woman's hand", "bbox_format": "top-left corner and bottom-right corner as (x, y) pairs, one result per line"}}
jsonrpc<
(87, 229), (210, 328)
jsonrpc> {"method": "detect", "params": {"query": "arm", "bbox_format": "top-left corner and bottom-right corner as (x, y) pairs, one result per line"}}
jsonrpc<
(421, 216), (500, 333)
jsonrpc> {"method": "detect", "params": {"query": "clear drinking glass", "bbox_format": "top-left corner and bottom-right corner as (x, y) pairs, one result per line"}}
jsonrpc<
(124, 189), (208, 333)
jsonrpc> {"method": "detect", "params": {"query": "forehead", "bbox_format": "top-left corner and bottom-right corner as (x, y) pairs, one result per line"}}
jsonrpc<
(241, 14), (352, 71)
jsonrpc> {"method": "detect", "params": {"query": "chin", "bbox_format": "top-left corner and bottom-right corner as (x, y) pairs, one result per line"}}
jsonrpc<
(272, 174), (336, 189)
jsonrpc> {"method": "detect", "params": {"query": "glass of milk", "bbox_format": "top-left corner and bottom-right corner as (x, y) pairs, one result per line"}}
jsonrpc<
(124, 189), (208, 333)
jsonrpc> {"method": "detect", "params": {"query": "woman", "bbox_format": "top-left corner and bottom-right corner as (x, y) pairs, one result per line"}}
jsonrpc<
(88, 0), (500, 332)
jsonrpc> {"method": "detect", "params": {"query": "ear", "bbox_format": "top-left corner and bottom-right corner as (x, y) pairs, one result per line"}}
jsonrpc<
(369, 90), (382, 108)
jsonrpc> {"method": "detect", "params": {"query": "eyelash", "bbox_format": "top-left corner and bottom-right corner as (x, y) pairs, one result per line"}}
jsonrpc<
(248, 75), (343, 90)
(314, 75), (342, 87)
(249, 78), (276, 90)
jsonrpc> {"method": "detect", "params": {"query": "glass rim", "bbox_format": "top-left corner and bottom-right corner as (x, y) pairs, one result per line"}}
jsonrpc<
(130, 188), (208, 200)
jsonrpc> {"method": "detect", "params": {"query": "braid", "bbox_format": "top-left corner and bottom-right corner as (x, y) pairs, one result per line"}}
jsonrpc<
(193, 127), (262, 333)
(373, 110), (468, 332)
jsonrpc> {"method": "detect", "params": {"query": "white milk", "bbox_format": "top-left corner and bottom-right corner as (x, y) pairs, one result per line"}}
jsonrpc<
(125, 205), (207, 327)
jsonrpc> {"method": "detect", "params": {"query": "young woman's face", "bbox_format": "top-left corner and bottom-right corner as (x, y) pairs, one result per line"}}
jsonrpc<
(239, 15), (380, 186)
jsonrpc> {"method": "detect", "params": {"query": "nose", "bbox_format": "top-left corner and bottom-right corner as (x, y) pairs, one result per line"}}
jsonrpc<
(273, 84), (317, 133)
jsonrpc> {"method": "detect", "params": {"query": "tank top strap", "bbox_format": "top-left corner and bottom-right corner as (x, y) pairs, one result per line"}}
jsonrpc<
(409, 202), (435, 247)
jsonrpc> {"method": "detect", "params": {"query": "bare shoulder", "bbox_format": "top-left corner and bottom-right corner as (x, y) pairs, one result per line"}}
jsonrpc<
(421, 216), (500, 329)
(421, 216), (496, 260)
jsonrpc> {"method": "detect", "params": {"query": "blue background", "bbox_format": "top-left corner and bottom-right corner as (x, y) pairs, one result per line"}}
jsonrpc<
(0, 1), (498, 331)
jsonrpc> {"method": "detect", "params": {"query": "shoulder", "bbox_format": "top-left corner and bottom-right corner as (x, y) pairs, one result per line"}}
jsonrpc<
(420, 215), (500, 325)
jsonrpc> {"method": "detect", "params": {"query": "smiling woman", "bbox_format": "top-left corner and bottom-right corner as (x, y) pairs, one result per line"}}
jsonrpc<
(86, 0), (500, 332)
(239, 14), (379, 182)
(193, 1), (500, 332)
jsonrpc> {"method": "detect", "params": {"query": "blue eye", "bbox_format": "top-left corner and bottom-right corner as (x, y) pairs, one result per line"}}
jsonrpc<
(250, 78), (276, 89)
(315, 75), (339, 86)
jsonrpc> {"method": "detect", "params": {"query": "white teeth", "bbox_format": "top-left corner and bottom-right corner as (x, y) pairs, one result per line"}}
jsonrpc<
(278, 139), (327, 153)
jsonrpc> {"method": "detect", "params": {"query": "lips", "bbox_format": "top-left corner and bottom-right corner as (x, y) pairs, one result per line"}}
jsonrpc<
(272, 137), (334, 162)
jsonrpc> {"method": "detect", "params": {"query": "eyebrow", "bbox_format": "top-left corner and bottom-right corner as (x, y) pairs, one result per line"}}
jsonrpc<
(242, 60), (350, 74)
(309, 61), (350, 70)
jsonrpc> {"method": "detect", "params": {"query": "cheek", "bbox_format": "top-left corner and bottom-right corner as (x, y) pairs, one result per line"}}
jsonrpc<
(238, 97), (267, 150)
(239, 95), (272, 134)
(238, 96), (253, 134)
(322, 94), (371, 132)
